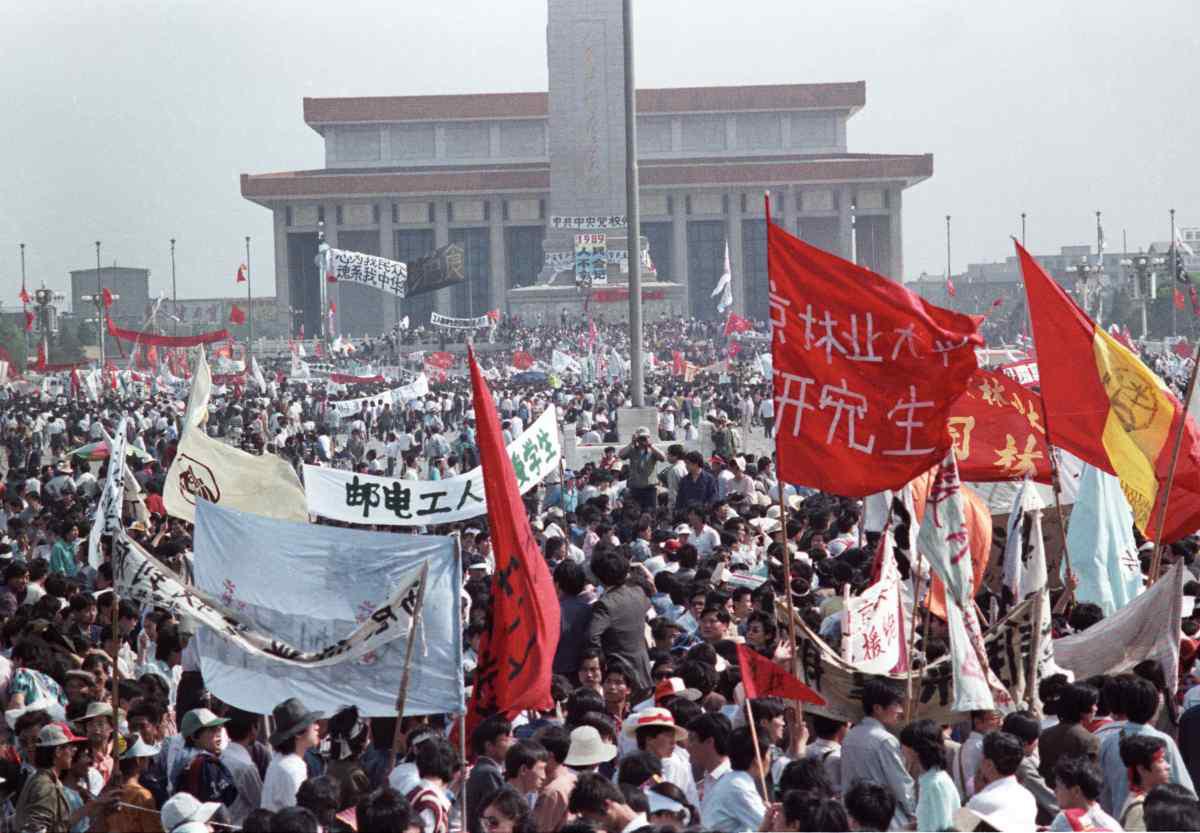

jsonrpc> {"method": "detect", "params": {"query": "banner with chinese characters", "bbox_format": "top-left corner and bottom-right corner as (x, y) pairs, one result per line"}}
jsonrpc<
(302, 406), (560, 525)
(319, 244), (407, 296)
(998, 358), (1039, 388)
(429, 312), (495, 331)
(843, 531), (903, 673)
(574, 234), (608, 285)
(191, 500), (464, 717)
(550, 214), (626, 230)
(768, 217), (982, 496)
(949, 368), (1052, 483)
(327, 374), (430, 420)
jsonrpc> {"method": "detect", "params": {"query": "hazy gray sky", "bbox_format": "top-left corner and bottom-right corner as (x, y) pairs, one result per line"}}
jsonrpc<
(2, 0), (1195, 310)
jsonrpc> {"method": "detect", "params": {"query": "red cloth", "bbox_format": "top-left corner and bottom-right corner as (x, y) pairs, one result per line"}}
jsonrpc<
(1176, 288), (1187, 311)
(426, 352), (455, 370)
(947, 277), (956, 297)
(107, 318), (229, 347)
(736, 644), (825, 705)
(486, 309), (500, 322)
(229, 305), (246, 325)
(465, 347), (560, 727)
(1174, 340), (1193, 359)
(18, 287), (30, 305)
(949, 368), (1053, 483)
(236, 264), (247, 283)
(511, 351), (534, 370)
(724, 313), (752, 336)
(767, 216), (981, 496)
(23, 311), (33, 332)
(102, 287), (114, 309)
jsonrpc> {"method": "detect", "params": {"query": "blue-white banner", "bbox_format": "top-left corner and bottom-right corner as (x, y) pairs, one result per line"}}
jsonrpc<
(1065, 463), (1144, 616)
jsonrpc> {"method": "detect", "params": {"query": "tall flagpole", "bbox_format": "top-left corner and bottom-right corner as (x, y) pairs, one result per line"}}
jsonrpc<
(245, 236), (253, 359)
(96, 241), (105, 367)
(622, 0), (644, 406)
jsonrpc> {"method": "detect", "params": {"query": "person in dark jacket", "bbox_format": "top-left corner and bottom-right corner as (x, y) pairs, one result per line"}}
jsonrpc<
(552, 560), (593, 677)
(674, 451), (717, 512)
(586, 548), (652, 694)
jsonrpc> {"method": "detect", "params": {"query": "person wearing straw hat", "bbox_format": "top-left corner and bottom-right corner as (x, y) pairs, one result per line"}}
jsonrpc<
(622, 707), (699, 808)
(261, 697), (324, 812)
(562, 726), (617, 773)
(13, 722), (112, 833)
(99, 733), (161, 833)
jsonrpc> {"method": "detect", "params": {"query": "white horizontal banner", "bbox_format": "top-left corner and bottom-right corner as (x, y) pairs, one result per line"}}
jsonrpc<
(429, 312), (494, 331)
(304, 406), (559, 525)
(328, 374), (430, 419)
(319, 244), (407, 296)
(550, 214), (626, 230)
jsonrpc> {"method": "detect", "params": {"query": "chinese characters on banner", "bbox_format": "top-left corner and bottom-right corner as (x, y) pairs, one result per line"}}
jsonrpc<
(843, 532), (903, 673)
(550, 214), (626, 230)
(949, 368), (1052, 483)
(574, 234), (608, 286)
(321, 245), (408, 296)
(302, 406), (560, 526)
(326, 375), (430, 420)
(429, 312), (495, 331)
(767, 219), (982, 495)
(998, 358), (1039, 388)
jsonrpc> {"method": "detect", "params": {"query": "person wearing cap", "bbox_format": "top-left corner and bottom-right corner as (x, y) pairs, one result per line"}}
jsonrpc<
(261, 697), (324, 812)
(562, 725), (618, 775)
(623, 707), (699, 808)
(97, 733), (161, 833)
(160, 792), (223, 833)
(710, 413), (740, 462)
(174, 708), (238, 813)
(618, 428), (664, 513)
(13, 722), (111, 833)
(77, 700), (117, 784)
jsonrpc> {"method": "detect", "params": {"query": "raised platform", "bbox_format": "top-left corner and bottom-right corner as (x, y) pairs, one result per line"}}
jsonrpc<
(507, 281), (687, 323)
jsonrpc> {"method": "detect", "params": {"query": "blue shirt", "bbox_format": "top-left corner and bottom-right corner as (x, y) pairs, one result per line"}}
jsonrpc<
(917, 767), (960, 832)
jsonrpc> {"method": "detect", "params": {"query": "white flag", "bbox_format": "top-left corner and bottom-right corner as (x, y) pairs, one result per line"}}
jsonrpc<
(711, 243), (733, 313)
(250, 355), (268, 391)
(843, 531), (903, 673)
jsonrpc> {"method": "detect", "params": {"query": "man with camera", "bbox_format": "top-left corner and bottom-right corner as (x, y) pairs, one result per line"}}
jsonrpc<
(618, 427), (664, 513)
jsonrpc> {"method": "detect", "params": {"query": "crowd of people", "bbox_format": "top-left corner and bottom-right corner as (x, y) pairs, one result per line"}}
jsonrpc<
(0, 312), (1198, 833)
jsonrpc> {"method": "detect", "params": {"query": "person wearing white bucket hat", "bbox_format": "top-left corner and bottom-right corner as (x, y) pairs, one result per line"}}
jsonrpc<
(161, 791), (222, 833)
(563, 725), (617, 771)
(622, 708), (699, 808)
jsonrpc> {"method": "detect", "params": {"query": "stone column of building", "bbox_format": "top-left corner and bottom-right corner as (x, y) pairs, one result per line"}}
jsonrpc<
(433, 201), (450, 315)
(488, 197), (506, 314)
(838, 185), (855, 262)
(273, 208), (289, 319)
(727, 192), (745, 315)
(671, 192), (689, 317)
(888, 186), (904, 282)
(379, 200), (398, 330)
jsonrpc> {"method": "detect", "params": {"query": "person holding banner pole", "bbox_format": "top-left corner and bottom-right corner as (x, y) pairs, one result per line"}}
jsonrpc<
(1149, 341), (1200, 583)
(389, 562), (432, 770)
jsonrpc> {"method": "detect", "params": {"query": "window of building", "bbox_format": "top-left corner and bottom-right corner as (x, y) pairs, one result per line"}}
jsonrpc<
(505, 226), (545, 289)
(449, 227), (491, 317)
(285, 206), (293, 227)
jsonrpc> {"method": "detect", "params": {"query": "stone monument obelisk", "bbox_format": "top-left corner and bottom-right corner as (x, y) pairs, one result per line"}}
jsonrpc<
(539, 0), (653, 287)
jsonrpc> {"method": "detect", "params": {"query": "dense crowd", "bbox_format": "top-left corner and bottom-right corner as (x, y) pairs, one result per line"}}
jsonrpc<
(0, 314), (1198, 833)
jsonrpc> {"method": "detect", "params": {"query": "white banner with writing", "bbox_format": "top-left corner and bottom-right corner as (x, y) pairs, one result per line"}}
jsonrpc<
(319, 243), (408, 296)
(328, 374), (430, 420)
(304, 406), (559, 525)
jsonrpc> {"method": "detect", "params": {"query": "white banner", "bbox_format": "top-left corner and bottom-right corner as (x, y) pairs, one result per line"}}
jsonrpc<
(88, 417), (129, 569)
(304, 406), (560, 526)
(164, 350), (308, 524)
(551, 350), (581, 375)
(192, 501), (463, 716)
(843, 532), (903, 673)
(328, 374), (430, 420)
(319, 243), (407, 296)
(429, 312), (494, 331)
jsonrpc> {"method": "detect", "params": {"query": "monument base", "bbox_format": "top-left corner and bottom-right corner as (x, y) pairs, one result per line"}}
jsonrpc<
(506, 281), (686, 324)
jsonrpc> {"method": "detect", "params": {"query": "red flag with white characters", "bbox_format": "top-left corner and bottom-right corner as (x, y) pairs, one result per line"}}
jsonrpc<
(767, 210), (982, 496)
(736, 643), (825, 705)
(465, 346), (560, 728)
(948, 368), (1053, 484)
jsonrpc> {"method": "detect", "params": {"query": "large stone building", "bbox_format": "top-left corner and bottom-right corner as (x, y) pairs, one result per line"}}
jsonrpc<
(242, 4), (931, 338)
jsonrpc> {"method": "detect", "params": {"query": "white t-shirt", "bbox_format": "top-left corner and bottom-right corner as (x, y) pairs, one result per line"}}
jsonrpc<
(261, 752), (308, 811)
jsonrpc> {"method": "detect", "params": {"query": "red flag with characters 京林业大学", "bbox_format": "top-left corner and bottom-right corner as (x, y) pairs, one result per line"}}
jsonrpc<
(949, 368), (1053, 484)
(767, 211), (982, 496)
(465, 346), (559, 730)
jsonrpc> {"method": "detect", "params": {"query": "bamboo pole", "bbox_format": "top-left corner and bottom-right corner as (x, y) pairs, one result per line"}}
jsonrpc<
(389, 561), (431, 769)
(743, 699), (772, 801)
(904, 550), (925, 722)
(1149, 343), (1200, 583)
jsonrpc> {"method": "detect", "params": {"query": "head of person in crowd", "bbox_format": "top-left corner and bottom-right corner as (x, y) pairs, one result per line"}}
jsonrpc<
(843, 781), (896, 832)
(861, 678), (904, 728)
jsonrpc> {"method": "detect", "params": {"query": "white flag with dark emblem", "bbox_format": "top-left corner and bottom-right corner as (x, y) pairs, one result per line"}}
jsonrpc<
(164, 348), (307, 524)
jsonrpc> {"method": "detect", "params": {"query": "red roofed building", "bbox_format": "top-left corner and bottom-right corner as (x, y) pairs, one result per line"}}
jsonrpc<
(242, 18), (930, 338)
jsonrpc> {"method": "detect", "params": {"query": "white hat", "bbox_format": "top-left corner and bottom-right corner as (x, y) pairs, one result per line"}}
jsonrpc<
(673, 523), (692, 536)
(162, 793), (222, 833)
(646, 789), (688, 818)
(120, 735), (161, 760)
(621, 707), (688, 740)
(563, 725), (618, 767)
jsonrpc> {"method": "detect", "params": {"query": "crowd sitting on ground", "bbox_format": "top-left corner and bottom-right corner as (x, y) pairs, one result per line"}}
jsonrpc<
(0, 314), (1199, 832)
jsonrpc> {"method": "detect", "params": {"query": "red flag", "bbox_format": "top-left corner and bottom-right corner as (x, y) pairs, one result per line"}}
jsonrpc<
(1191, 286), (1199, 316)
(35, 341), (46, 371)
(18, 287), (30, 305)
(427, 352), (455, 370)
(23, 311), (33, 332)
(236, 263), (247, 283)
(511, 351), (534, 370)
(229, 305), (246, 325)
(588, 317), (598, 348)
(1175, 288), (1186, 311)
(949, 368), (1053, 483)
(768, 212), (982, 496)
(947, 276), (956, 298)
(70, 368), (81, 399)
(724, 313), (752, 337)
(1173, 340), (1193, 359)
(672, 351), (684, 377)
(486, 309), (500, 323)
(1113, 327), (1138, 353)
(727, 342), (742, 360)
(329, 302), (336, 314)
(102, 287), (114, 309)
(466, 347), (560, 724)
(736, 643), (825, 705)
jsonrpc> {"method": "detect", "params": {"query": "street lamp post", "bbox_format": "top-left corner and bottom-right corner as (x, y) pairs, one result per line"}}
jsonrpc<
(19, 243), (28, 357)
(170, 238), (178, 335)
(245, 236), (253, 358)
(95, 241), (104, 365)
(1171, 209), (1178, 338)
(1120, 253), (1165, 338)
(623, 0), (644, 406)
(1021, 212), (1026, 247)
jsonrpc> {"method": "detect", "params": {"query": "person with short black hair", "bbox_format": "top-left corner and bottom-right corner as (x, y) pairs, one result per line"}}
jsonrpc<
(1049, 755), (1122, 830)
(553, 559), (593, 678)
(701, 726), (766, 832)
(1143, 782), (1200, 831)
(1040, 682), (1101, 785)
(586, 549), (652, 693)
(568, 771), (645, 832)
(844, 780), (897, 831)
(1004, 709), (1060, 824)
(1120, 734), (1171, 830)
(407, 735), (460, 833)
(689, 712), (731, 809)
(839, 678), (914, 828)
(504, 739), (548, 796)
(532, 725), (576, 833)
(466, 716), (514, 833)
(356, 786), (421, 833)
(952, 708), (1001, 799)
(964, 731), (1038, 830)
(899, 719), (959, 831)
(804, 714), (848, 797)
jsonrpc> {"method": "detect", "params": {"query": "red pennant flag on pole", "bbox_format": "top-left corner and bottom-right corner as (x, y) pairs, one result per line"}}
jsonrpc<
(466, 346), (560, 727)
(766, 199), (982, 496)
(18, 287), (30, 305)
(102, 287), (114, 309)
(229, 305), (246, 325)
(236, 263), (248, 284)
(35, 341), (46, 371)
(736, 643), (825, 705)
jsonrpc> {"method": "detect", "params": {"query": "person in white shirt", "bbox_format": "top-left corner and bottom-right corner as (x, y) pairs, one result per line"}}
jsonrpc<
(685, 508), (721, 558)
(702, 725), (767, 832)
(963, 731), (1039, 831)
(621, 709), (699, 807)
(260, 697), (324, 812)
(758, 395), (775, 436)
(953, 710), (1001, 799)
(688, 713), (731, 806)
(222, 710), (264, 827)
(568, 772), (648, 833)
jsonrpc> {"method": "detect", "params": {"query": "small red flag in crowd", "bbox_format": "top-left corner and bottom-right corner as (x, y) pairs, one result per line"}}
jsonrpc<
(35, 342), (46, 371)
(724, 312), (752, 336)
(229, 305), (246, 325)
(465, 347), (560, 729)
(1175, 288), (1187, 311)
(736, 644), (825, 705)
(236, 263), (248, 283)
(511, 351), (534, 370)
(18, 287), (30, 305)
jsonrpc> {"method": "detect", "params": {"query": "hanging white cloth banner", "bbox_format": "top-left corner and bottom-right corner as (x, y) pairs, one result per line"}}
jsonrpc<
(304, 407), (560, 526)
(327, 374), (430, 420)
(319, 243), (408, 296)
(430, 312), (495, 331)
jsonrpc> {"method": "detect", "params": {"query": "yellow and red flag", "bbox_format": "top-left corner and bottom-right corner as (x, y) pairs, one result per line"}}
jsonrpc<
(1018, 241), (1200, 541)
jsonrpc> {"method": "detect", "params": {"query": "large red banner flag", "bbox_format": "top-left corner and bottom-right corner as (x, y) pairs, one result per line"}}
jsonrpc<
(767, 213), (982, 496)
(466, 347), (560, 722)
(736, 643), (826, 705)
(949, 368), (1053, 483)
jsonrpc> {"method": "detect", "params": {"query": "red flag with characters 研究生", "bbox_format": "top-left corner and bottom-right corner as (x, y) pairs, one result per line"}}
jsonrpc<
(465, 347), (559, 731)
(767, 213), (982, 496)
(948, 368), (1053, 484)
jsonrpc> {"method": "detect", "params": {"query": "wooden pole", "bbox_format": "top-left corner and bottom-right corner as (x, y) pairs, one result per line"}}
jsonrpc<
(904, 550), (925, 721)
(1150, 343), (1200, 583)
(389, 561), (431, 769)
(743, 699), (772, 801)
